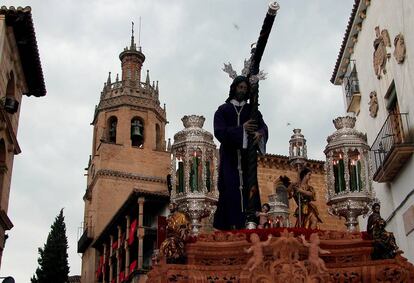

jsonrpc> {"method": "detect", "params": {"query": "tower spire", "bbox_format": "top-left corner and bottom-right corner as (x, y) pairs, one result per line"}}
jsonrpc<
(145, 70), (150, 85)
(130, 21), (136, 50)
(119, 22), (145, 82)
(107, 72), (111, 85)
(138, 17), (142, 51)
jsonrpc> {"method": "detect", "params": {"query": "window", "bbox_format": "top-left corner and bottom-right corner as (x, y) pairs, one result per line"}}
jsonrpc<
(155, 124), (161, 150)
(343, 60), (360, 113)
(0, 139), (6, 204)
(107, 116), (117, 143)
(131, 117), (144, 147)
(385, 83), (403, 144)
(4, 71), (19, 114)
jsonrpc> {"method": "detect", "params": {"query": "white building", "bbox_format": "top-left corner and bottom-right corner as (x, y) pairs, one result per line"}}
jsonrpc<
(331, 0), (414, 262)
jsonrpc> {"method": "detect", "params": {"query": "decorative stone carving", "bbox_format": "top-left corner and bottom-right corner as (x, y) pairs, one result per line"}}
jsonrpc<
(393, 33), (406, 64)
(373, 26), (391, 79)
(368, 91), (379, 118)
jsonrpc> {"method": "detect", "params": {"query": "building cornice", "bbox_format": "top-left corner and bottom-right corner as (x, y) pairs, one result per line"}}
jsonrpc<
(0, 209), (13, 230)
(91, 94), (167, 125)
(84, 169), (167, 201)
(0, 6), (46, 97)
(96, 169), (167, 183)
(331, 0), (371, 85)
(258, 153), (325, 174)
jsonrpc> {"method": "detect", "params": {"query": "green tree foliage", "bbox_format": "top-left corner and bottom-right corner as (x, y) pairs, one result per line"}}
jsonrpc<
(31, 209), (69, 283)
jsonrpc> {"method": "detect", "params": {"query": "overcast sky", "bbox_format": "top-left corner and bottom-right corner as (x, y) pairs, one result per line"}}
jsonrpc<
(1, 0), (353, 281)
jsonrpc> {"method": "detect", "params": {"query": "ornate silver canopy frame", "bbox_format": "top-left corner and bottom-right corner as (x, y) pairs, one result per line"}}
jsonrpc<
(170, 115), (218, 235)
(324, 116), (375, 231)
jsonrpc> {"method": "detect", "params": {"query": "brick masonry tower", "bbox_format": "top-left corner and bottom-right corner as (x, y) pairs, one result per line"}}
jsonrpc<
(79, 28), (170, 282)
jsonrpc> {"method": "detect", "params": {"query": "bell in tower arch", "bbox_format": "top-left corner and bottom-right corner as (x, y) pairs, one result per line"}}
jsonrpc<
(131, 118), (144, 147)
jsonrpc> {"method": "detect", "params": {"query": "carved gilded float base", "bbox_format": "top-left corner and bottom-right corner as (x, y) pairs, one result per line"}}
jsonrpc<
(148, 228), (414, 283)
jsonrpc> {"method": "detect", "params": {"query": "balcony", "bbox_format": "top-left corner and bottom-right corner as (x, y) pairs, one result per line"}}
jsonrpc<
(77, 228), (93, 253)
(370, 113), (414, 182)
(344, 73), (361, 113)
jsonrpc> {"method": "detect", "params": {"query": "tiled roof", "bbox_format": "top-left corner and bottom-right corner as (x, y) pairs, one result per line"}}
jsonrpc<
(330, 0), (361, 84)
(0, 6), (46, 97)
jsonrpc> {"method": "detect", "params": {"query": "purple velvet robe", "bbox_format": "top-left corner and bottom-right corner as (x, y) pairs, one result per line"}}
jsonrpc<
(213, 102), (268, 230)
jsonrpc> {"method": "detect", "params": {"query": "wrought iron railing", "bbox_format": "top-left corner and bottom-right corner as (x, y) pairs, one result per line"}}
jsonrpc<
(370, 113), (411, 173)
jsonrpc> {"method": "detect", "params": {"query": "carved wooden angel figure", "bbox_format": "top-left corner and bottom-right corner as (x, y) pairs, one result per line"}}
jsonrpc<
(244, 233), (272, 272)
(368, 91), (379, 118)
(373, 26), (391, 79)
(256, 203), (271, 229)
(300, 233), (330, 274)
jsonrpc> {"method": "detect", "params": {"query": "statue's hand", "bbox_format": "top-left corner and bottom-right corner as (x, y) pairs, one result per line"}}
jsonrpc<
(243, 119), (258, 134)
(252, 131), (263, 145)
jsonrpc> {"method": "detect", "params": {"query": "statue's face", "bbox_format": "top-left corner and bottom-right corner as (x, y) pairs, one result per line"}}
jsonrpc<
(168, 203), (177, 212)
(235, 81), (248, 102)
(373, 205), (380, 213)
(251, 234), (260, 243)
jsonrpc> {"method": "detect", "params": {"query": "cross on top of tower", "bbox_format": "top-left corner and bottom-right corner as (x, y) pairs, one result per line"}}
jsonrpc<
(130, 21), (136, 51)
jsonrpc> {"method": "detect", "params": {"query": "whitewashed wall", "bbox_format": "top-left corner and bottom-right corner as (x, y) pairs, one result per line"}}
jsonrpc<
(345, 0), (414, 262)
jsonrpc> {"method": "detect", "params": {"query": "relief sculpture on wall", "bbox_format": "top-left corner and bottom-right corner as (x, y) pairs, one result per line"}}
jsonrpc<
(393, 33), (406, 64)
(368, 91), (379, 118)
(373, 26), (391, 79)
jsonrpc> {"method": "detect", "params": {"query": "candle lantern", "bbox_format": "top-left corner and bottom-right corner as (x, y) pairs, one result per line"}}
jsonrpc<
(170, 115), (218, 235)
(324, 116), (375, 231)
(289, 129), (307, 167)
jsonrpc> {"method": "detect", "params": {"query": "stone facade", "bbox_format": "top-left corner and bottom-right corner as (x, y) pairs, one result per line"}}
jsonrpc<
(258, 154), (346, 231)
(80, 35), (170, 283)
(0, 6), (46, 266)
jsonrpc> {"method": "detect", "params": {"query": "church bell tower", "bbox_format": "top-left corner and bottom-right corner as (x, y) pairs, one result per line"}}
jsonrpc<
(79, 26), (170, 282)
